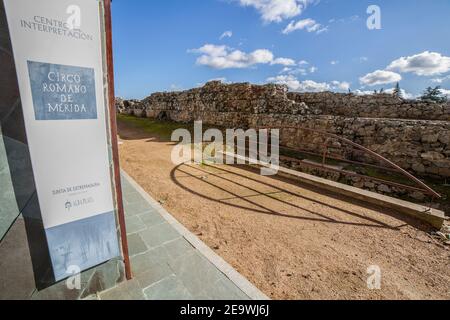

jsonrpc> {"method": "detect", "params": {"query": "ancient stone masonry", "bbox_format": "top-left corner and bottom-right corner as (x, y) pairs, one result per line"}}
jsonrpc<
(287, 92), (450, 121)
(116, 81), (450, 181)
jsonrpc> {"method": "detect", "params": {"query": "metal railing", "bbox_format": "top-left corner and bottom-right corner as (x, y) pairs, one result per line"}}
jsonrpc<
(248, 126), (442, 200)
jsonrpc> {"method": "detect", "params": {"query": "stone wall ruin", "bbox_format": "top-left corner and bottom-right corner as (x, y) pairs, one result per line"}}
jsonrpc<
(117, 81), (450, 183)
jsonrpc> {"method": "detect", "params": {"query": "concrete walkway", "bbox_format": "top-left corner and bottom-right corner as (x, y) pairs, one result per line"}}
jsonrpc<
(97, 171), (268, 300)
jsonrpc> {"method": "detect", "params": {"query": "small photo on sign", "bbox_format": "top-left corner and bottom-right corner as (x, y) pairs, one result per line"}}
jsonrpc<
(27, 61), (98, 120)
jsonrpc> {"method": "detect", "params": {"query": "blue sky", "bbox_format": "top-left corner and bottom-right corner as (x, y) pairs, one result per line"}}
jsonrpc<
(111, 0), (450, 99)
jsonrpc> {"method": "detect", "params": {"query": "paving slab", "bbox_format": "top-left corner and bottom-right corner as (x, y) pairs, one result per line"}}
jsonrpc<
(95, 171), (269, 300)
(168, 251), (226, 295)
(138, 211), (165, 228)
(124, 215), (146, 235)
(134, 262), (174, 290)
(99, 279), (145, 300)
(127, 233), (148, 257)
(143, 275), (193, 300)
(139, 223), (181, 249)
(163, 238), (196, 261)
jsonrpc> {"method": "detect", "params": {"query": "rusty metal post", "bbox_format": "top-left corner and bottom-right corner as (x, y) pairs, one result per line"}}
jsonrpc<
(104, 0), (132, 280)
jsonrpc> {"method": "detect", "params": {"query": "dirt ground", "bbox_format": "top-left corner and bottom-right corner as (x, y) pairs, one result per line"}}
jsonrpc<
(118, 118), (450, 300)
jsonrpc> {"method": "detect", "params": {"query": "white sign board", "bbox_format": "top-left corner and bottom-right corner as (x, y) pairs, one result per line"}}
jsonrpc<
(4, 0), (120, 281)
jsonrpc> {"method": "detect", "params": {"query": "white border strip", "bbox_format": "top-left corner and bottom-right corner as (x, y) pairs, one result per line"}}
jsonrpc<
(120, 169), (270, 301)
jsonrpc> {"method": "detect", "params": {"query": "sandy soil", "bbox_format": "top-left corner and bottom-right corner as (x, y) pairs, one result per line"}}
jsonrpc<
(118, 119), (450, 300)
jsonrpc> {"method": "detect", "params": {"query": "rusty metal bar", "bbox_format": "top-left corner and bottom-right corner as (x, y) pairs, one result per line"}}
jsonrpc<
(277, 144), (400, 173)
(104, 0), (132, 280)
(278, 154), (434, 195)
(256, 126), (442, 199)
(202, 125), (441, 199)
(232, 134), (402, 173)
(234, 146), (434, 196)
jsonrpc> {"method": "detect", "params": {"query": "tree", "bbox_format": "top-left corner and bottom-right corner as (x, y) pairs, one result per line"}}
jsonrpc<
(393, 82), (402, 99)
(420, 86), (447, 103)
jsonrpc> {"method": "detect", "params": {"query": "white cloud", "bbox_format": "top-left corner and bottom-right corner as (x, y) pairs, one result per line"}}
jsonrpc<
(249, 49), (275, 63)
(271, 57), (297, 66)
(295, 69), (308, 75)
(190, 44), (295, 69)
(267, 75), (300, 89)
(237, 0), (315, 23)
(354, 87), (416, 99)
(220, 31), (233, 40)
(360, 56), (368, 62)
(297, 79), (330, 92)
(354, 89), (376, 96)
(431, 75), (450, 84)
(359, 70), (402, 86)
(403, 90), (416, 100)
(281, 65), (318, 75)
(298, 60), (309, 65)
(291, 68), (308, 75)
(170, 84), (183, 91)
(330, 60), (339, 65)
(315, 26), (328, 34)
(267, 75), (349, 92)
(329, 15), (360, 25)
(331, 80), (350, 91)
(384, 87), (416, 100)
(282, 18), (327, 34)
(280, 67), (308, 75)
(190, 44), (228, 57)
(267, 75), (325, 91)
(440, 88), (450, 97)
(279, 67), (293, 73)
(387, 51), (450, 76)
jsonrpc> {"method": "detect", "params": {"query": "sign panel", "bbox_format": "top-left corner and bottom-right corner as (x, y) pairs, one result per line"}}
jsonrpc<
(4, 0), (120, 282)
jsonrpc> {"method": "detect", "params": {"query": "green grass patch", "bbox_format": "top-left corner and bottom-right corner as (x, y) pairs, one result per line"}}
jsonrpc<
(355, 166), (416, 186)
(428, 180), (450, 200)
(117, 114), (193, 140)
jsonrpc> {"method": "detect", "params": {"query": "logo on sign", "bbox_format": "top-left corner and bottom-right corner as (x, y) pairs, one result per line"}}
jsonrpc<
(27, 61), (98, 120)
(64, 197), (95, 212)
